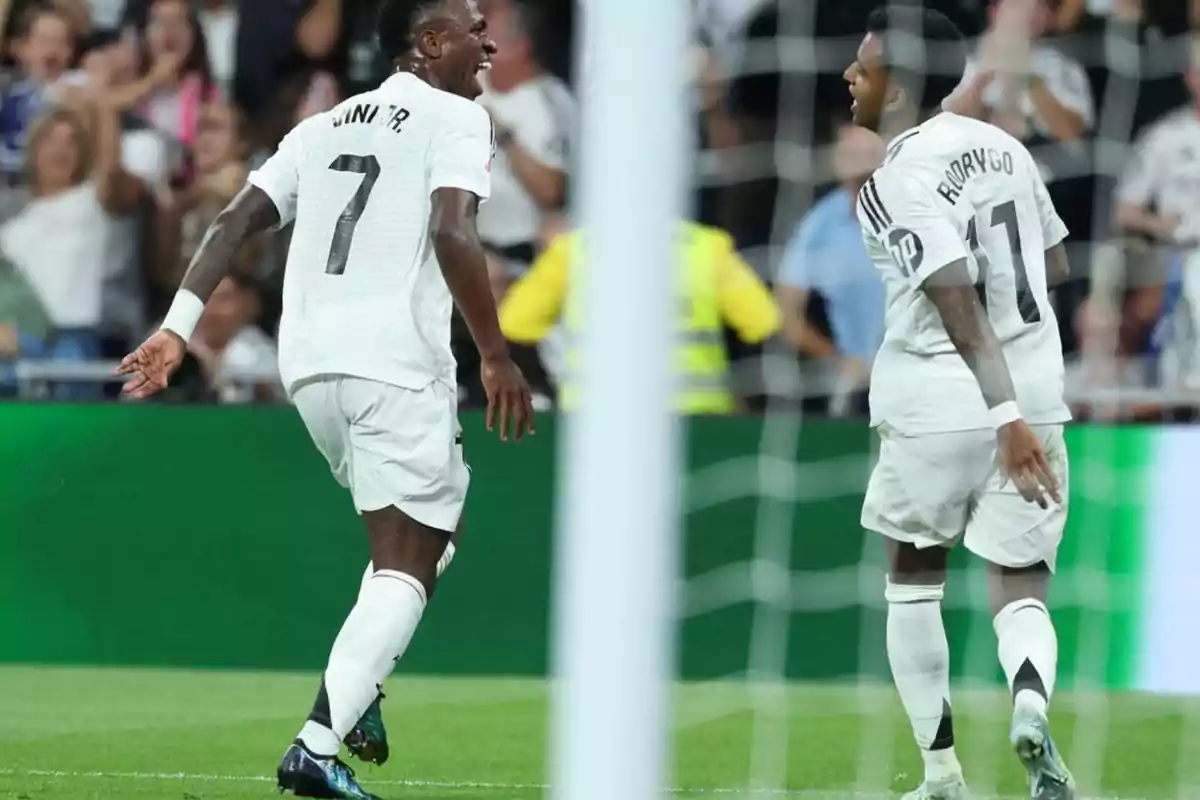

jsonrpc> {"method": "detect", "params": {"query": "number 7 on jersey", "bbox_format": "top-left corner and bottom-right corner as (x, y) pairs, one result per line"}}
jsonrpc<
(325, 154), (381, 275)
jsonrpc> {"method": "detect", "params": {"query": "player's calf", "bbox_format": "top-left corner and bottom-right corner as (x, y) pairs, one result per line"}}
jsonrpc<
(343, 539), (458, 767)
(990, 562), (1071, 799)
(295, 507), (446, 763)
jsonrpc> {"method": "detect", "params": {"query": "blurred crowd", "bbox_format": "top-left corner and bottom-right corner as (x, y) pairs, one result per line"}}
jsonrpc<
(0, 0), (1197, 421)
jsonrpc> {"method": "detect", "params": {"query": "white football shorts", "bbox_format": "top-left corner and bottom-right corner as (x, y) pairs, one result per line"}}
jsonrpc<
(861, 424), (1068, 571)
(291, 376), (469, 532)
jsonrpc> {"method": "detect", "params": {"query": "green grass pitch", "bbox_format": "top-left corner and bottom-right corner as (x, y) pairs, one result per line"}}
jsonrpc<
(0, 666), (1196, 799)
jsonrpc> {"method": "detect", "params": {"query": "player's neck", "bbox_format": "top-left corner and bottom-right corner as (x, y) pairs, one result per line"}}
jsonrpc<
(392, 61), (450, 94)
(879, 107), (939, 143)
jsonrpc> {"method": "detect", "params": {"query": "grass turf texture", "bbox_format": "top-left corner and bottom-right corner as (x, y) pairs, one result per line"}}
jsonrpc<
(0, 666), (1196, 799)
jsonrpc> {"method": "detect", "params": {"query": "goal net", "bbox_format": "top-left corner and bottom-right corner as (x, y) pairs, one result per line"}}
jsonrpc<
(556, 1), (1200, 798)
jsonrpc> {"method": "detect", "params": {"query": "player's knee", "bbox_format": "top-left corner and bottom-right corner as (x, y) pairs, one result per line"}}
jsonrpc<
(885, 579), (945, 604)
(994, 596), (1048, 622)
(363, 506), (450, 583)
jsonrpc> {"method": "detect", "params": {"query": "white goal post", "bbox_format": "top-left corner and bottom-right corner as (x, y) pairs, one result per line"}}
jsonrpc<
(548, 1), (691, 799)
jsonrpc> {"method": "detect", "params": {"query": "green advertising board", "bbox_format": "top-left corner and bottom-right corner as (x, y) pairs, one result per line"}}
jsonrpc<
(0, 406), (1165, 689)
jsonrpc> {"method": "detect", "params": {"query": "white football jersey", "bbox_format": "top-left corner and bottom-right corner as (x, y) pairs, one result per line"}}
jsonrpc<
(248, 72), (494, 395)
(856, 112), (1071, 434)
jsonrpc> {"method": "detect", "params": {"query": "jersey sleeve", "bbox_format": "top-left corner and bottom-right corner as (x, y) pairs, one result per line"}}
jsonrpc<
(247, 121), (304, 226)
(1117, 124), (1165, 208)
(857, 173), (969, 289)
(499, 233), (571, 343)
(1040, 54), (1094, 130)
(513, 88), (573, 171)
(429, 101), (493, 202)
(712, 231), (781, 343)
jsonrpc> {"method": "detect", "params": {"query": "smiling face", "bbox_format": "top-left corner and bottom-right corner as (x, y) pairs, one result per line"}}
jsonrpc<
(146, 0), (195, 66)
(16, 10), (73, 85)
(843, 32), (891, 132)
(194, 101), (241, 174)
(421, 0), (497, 99)
(31, 114), (87, 195)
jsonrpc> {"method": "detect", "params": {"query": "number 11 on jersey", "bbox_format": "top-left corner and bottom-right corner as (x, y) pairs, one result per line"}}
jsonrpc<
(966, 199), (1041, 325)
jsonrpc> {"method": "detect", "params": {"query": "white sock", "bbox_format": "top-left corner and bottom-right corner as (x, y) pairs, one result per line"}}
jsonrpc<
(994, 597), (1058, 717)
(885, 580), (962, 782)
(358, 561), (375, 599)
(298, 570), (427, 755)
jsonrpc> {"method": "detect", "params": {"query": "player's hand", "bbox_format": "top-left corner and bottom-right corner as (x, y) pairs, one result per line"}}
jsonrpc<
(481, 355), (535, 442)
(996, 419), (1061, 509)
(115, 329), (187, 399)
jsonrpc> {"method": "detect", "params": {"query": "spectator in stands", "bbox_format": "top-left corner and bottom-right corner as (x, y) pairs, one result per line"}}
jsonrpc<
(189, 273), (279, 403)
(774, 123), (885, 417)
(154, 98), (250, 292)
(477, 0), (573, 294)
(110, 0), (212, 160)
(955, 0), (1094, 148)
(197, 0), (236, 101)
(499, 221), (781, 414)
(77, 33), (171, 359)
(84, 0), (126, 38)
(1083, 34), (1200, 391)
(0, 94), (133, 396)
(0, 3), (76, 180)
(1069, 0), (1189, 149)
(0, 247), (51, 396)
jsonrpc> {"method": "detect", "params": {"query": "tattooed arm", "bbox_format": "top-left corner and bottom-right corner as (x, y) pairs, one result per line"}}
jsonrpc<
(921, 258), (1017, 409)
(118, 122), (305, 399)
(176, 186), (280, 301)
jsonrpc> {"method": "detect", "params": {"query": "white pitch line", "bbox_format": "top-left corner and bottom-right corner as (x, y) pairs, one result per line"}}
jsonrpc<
(0, 767), (1154, 799)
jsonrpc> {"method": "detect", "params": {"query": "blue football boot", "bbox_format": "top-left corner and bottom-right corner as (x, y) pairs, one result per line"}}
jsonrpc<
(1011, 705), (1076, 800)
(276, 740), (382, 799)
(344, 692), (390, 766)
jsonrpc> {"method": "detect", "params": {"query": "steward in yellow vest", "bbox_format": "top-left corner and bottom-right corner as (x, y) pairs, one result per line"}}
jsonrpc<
(499, 222), (781, 414)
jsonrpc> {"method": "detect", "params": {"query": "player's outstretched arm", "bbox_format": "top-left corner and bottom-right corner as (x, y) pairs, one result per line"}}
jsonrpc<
(431, 187), (534, 441)
(116, 185), (280, 399)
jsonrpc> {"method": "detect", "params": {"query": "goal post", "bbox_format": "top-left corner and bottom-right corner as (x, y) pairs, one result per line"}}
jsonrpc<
(548, 2), (691, 800)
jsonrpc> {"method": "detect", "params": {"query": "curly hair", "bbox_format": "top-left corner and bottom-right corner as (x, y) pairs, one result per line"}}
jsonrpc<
(866, 5), (967, 117)
(375, 0), (444, 64)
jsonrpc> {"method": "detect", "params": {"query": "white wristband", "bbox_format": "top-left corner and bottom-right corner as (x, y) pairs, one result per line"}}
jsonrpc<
(160, 289), (205, 343)
(989, 401), (1022, 429)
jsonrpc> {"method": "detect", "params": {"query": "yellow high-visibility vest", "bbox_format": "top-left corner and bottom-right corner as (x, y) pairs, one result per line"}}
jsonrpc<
(559, 224), (734, 414)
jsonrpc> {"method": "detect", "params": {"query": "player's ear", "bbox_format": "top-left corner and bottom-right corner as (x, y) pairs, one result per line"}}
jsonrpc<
(884, 83), (907, 117)
(417, 28), (443, 58)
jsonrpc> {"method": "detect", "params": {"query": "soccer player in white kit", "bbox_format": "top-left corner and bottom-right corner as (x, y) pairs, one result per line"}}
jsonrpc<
(116, 1), (533, 797)
(846, 7), (1074, 800)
